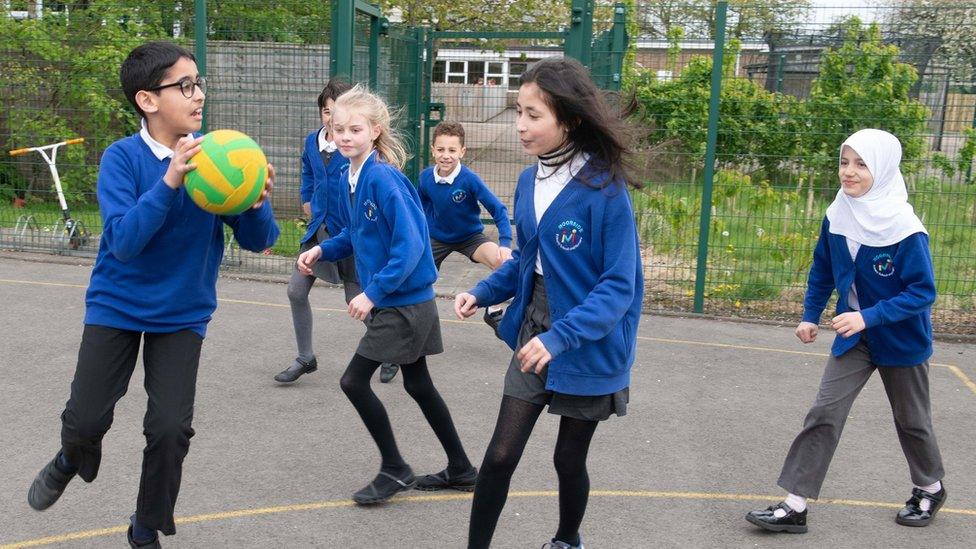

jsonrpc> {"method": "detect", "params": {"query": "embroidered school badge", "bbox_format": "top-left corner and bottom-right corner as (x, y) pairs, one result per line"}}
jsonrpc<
(363, 199), (378, 221)
(556, 220), (583, 251)
(872, 252), (895, 277)
(451, 189), (467, 203)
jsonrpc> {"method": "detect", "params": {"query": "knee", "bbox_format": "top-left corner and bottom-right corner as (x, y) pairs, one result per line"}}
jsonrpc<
(480, 448), (519, 479)
(553, 450), (586, 478)
(402, 376), (433, 401)
(287, 279), (310, 304)
(339, 372), (366, 398)
(65, 412), (112, 442)
(145, 415), (194, 452)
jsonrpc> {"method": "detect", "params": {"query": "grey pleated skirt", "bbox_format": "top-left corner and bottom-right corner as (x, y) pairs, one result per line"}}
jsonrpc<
(300, 223), (358, 285)
(503, 274), (628, 421)
(356, 298), (443, 364)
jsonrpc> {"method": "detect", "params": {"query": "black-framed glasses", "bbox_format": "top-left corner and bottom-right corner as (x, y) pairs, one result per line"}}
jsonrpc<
(148, 76), (207, 98)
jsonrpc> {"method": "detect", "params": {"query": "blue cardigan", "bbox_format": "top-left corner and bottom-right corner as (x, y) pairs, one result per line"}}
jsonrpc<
(85, 133), (280, 337)
(300, 129), (350, 243)
(470, 162), (643, 396)
(319, 153), (437, 307)
(418, 165), (513, 247)
(802, 217), (935, 366)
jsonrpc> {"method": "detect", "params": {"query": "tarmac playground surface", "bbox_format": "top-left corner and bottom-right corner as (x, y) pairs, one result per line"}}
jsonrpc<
(0, 253), (974, 548)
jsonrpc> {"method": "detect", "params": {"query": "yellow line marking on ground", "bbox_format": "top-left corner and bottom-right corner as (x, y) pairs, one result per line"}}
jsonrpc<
(0, 278), (87, 289)
(3, 490), (973, 548)
(637, 336), (976, 396)
(1, 278), (972, 395)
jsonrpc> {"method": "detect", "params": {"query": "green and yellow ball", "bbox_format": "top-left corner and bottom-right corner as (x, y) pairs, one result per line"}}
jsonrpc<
(184, 129), (267, 215)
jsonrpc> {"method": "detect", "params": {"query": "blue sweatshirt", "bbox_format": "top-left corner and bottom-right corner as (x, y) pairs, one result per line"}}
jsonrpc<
(300, 129), (350, 242)
(84, 133), (280, 337)
(802, 217), (935, 366)
(418, 164), (513, 247)
(319, 153), (437, 307)
(470, 162), (643, 396)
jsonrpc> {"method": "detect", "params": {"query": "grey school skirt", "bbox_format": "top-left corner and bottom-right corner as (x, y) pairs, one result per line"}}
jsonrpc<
(503, 274), (629, 421)
(357, 298), (443, 365)
(300, 223), (358, 285)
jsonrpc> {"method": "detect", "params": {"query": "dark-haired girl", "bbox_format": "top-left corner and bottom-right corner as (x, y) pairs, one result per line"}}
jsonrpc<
(455, 56), (643, 549)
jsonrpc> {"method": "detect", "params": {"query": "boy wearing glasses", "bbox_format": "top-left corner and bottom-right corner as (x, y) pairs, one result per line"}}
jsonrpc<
(26, 42), (279, 548)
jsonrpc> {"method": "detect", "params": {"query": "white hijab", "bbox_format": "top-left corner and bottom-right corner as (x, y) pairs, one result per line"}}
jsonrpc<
(825, 129), (927, 247)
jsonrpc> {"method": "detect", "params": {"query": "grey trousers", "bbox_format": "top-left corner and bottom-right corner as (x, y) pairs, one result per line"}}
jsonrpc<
(777, 340), (944, 498)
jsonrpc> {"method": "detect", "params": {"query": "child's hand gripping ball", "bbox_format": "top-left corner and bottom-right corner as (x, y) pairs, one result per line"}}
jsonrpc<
(184, 129), (268, 215)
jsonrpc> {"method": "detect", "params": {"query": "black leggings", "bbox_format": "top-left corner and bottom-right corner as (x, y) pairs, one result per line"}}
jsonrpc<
(468, 395), (599, 549)
(339, 353), (471, 473)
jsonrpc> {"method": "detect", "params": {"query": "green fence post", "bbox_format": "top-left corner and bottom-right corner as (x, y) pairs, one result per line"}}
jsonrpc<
(776, 52), (786, 93)
(331, 0), (355, 79)
(421, 32), (437, 172)
(608, 3), (628, 91)
(693, 0), (727, 314)
(369, 17), (387, 89)
(565, 0), (594, 65)
(194, 0), (207, 132)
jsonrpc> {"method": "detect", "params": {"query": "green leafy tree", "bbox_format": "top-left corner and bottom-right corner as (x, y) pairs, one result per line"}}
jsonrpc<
(378, 0), (569, 32)
(879, 0), (976, 91)
(0, 2), (170, 201)
(636, 0), (811, 40)
(631, 40), (799, 175)
(799, 18), (929, 177)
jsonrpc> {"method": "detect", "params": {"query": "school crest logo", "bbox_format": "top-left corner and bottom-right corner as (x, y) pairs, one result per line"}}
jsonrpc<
(872, 252), (895, 277)
(555, 220), (583, 251)
(451, 189), (468, 203)
(363, 199), (378, 221)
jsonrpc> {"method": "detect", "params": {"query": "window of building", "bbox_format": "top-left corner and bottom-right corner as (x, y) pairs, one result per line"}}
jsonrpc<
(508, 61), (529, 90)
(433, 60), (446, 83)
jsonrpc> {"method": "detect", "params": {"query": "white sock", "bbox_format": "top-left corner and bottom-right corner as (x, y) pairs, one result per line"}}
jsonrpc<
(773, 493), (807, 517)
(916, 481), (942, 511)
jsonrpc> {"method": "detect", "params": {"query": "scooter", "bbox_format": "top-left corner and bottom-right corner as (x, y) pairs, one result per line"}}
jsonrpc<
(8, 138), (89, 250)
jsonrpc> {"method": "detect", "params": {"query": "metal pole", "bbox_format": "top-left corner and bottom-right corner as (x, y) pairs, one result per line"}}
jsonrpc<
(693, 0), (727, 314)
(194, 0), (207, 132)
(330, 0), (355, 79)
(608, 3), (628, 91)
(369, 16), (380, 89)
(565, 0), (594, 65)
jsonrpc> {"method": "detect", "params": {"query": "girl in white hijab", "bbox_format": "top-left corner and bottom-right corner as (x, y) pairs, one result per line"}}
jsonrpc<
(746, 129), (946, 533)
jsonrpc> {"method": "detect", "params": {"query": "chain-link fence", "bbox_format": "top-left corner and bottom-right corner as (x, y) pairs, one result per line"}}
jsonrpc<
(2, 1), (974, 334)
(630, 1), (976, 335)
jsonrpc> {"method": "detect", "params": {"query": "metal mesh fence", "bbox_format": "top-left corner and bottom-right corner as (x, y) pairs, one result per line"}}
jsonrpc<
(2, 1), (974, 334)
(631, 2), (976, 334)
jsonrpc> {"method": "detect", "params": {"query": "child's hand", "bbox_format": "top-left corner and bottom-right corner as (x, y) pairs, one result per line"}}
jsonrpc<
(831, 312), (865, 338)
(297, 246), (322, 275)
(163, 135), (205, 189)
(348, 293), (374, 321)
(795, 321), (819, 343)
(302, 202), (312, 217)
(497, 246), (513, 264)
(455, 292), (478, 320)
(517, 336), (552, 374)
(251, 163), (275, 209)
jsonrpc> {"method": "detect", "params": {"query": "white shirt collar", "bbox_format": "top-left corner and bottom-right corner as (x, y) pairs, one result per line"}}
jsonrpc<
(536, 151), (588, 185)
(435, 162), (462, 185)
(348, 149), (375, 194)
(139, 119), (177, 161)
(317, 127), (337, 153)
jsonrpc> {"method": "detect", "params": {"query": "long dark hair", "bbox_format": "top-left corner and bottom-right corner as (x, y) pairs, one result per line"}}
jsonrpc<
(519, 56), (640, 189)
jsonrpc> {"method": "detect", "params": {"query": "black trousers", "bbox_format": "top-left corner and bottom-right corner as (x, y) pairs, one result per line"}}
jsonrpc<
(60, 325), (202, 536)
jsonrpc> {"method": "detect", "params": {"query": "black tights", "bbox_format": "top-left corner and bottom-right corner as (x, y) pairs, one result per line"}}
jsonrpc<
(468, 395), (599, 549)
(339, 353), (472, 474)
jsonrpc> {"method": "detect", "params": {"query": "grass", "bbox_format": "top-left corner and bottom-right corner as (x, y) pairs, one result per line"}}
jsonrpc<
(631, 173), (976, 330)
(3, 177), (975, 333)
